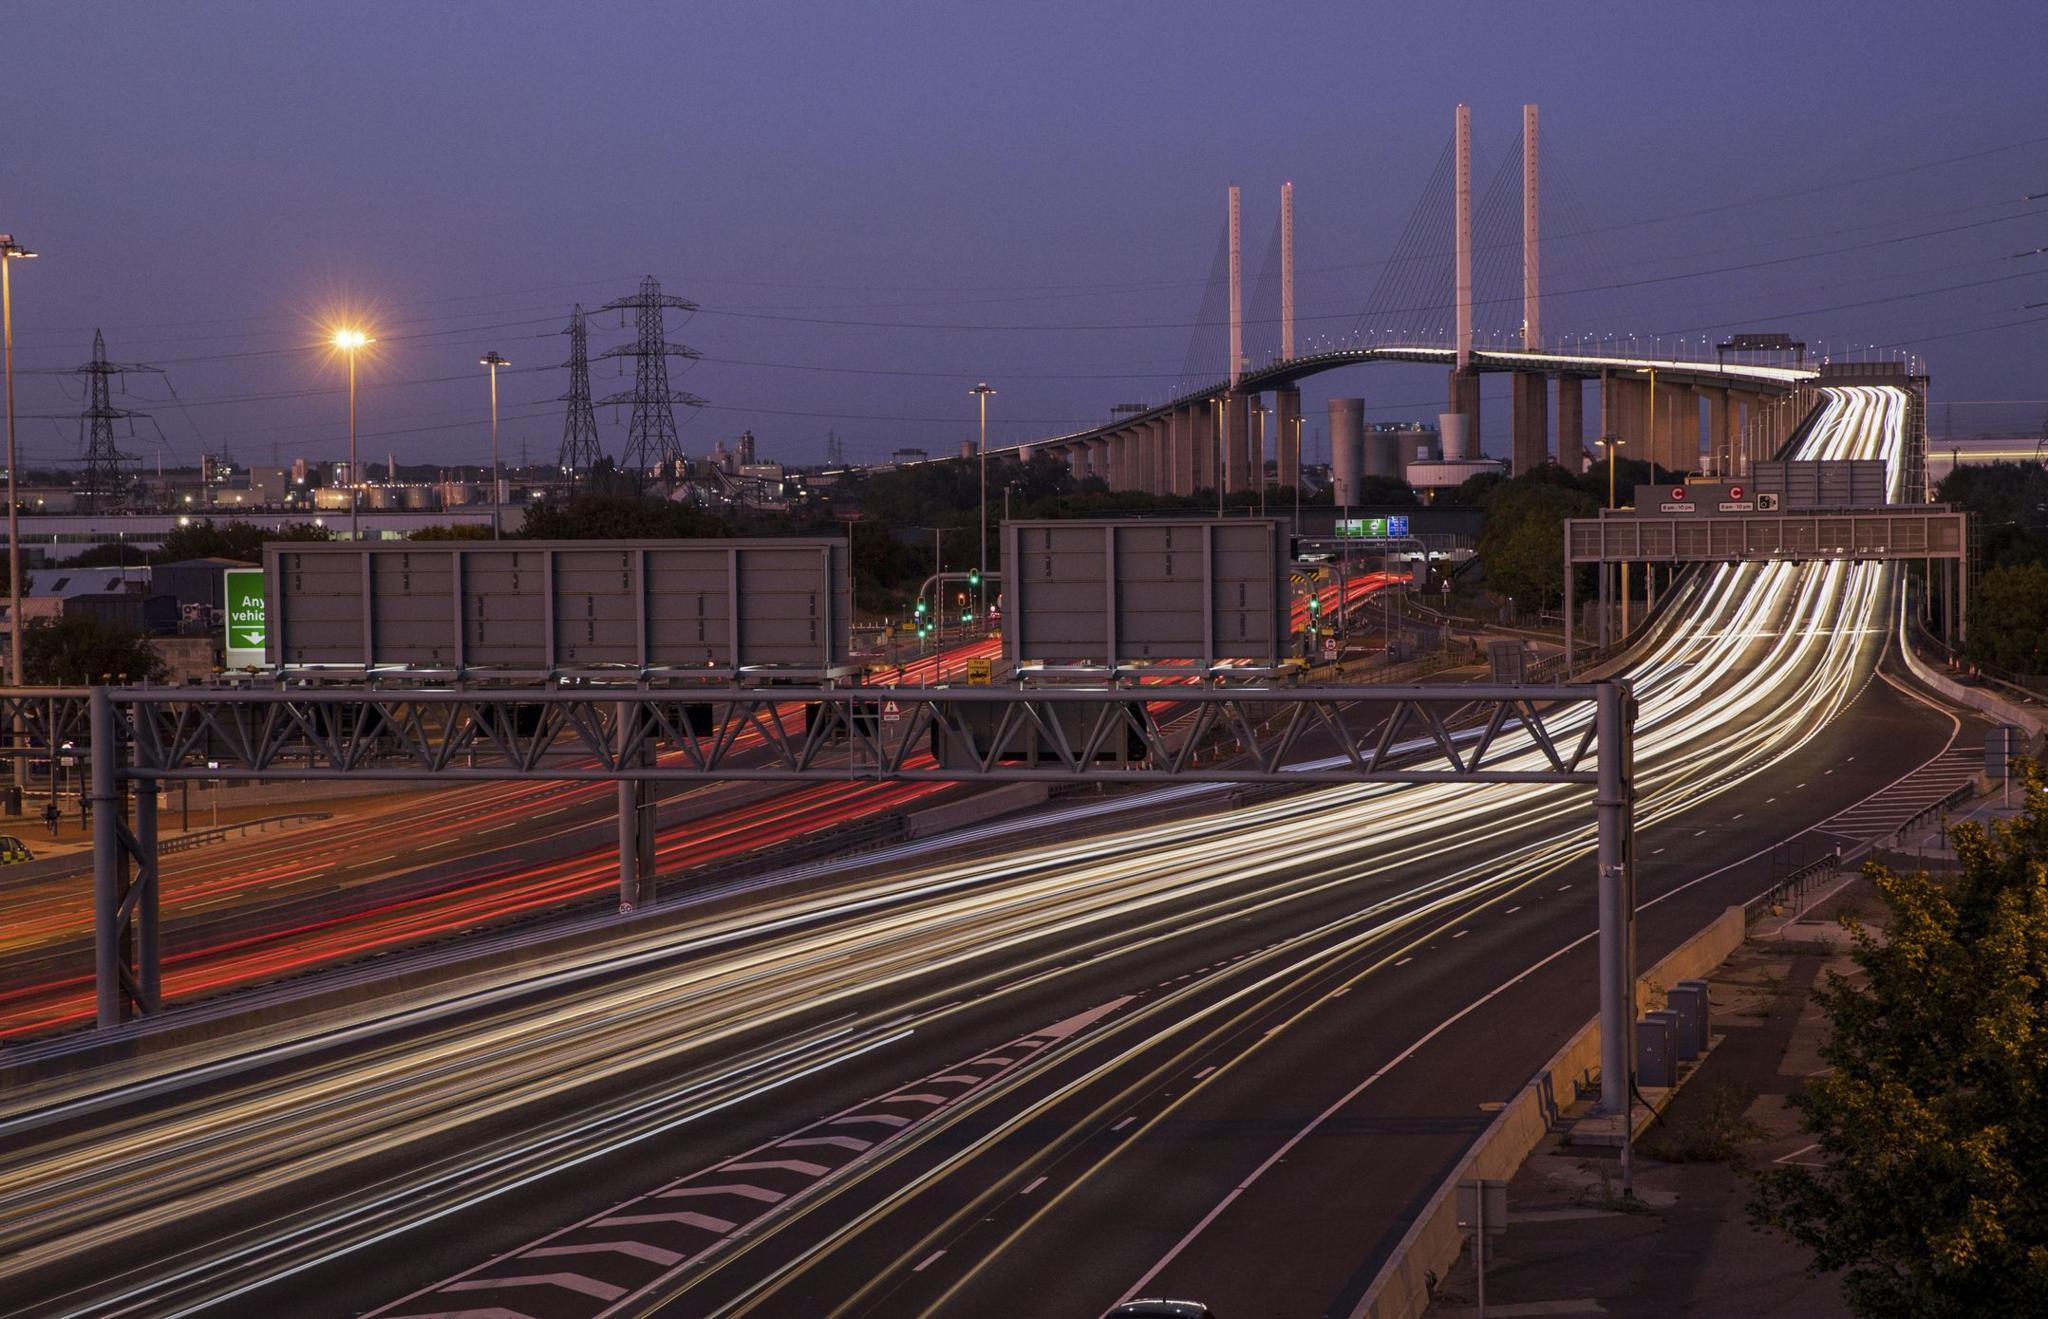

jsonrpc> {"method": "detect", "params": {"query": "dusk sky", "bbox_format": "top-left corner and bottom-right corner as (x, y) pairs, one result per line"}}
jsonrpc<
(6, 1), (2047, 474)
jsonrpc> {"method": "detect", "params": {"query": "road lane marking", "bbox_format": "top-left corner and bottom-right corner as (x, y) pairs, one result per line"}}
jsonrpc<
(442, 1272), (626, 1301)
(913, 1250), (947, 1272)
(655, 1184), (784, 1204)
(524, 1240), (684, 1265)
(361, 998), (1134, 1319)
(1120, 715), (1976, 1312)
(1451, 930), (1469, 939)
(1112, 1117), (1137, 1132)
(1394, 957), (1413, 966)
(1021, 1176), (1047, 1195)
(1505, 906), (1521, 914)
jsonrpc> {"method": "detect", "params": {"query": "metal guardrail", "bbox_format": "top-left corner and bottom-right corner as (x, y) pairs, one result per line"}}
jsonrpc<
(1742, 780), (1981, 925)
(158, 812), (333, 855)
(1904, 597), (2048, 707)
(1742, 847), (1847, 925)
(1883, 779), (1976, 850)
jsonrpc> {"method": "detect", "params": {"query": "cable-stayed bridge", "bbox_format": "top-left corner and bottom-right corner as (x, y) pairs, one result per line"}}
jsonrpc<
(1011, 105), (1927, 498)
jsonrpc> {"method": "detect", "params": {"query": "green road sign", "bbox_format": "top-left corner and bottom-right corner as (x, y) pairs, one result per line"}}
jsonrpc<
(224, 568), (268, 669)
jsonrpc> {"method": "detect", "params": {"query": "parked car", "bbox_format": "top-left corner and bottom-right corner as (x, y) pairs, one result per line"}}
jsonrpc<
(0, 834), (36, 864)
(1106, 1302), (1215, 1319)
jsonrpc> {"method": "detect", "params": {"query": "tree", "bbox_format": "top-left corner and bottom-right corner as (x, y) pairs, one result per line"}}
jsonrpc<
(406, 524), (493, 541)
(1475, 477), (1597, 607)
(157, 519), (330, 563)
(23, 615), (169, 684)
(1964, 563), (2048, 673)
(518, 494), (732, 540)
(1749, 762), (2048, 1316)
(1938, 461), (2048, 569)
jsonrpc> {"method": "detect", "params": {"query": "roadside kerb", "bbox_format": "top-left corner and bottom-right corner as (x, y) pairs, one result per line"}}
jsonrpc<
(1350, 904), (1747, 1319)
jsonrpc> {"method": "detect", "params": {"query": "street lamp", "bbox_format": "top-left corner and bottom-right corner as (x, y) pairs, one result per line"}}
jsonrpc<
(332, 328), (373, 542)
(2, 234), (36, 806)
(969, 382), (996, 631)
(479, 351), (510, 539)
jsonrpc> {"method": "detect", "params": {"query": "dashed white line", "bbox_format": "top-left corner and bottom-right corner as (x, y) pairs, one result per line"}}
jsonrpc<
(914, 1250), (947, 1272)
(1021, 1176), (1047, 1195)
(1557, 883), (1572, 892)
(1193, 1066), (1218, 1079)
(1112, 1116), (1137, 1132)
(1451, 930), (1470, 939)
(1504, 906), (1521, 914)
(1394, 957), (1413, 967)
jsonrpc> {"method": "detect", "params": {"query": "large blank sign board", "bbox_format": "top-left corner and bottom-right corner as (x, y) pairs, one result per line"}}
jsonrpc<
(266, 539), (848, 675)
(1002, 518), (1289, 668)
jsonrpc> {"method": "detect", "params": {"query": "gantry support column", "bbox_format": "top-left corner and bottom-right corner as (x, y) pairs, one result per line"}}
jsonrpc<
(617, 702), (655, 912)
(1090, 438), (1111, 487)
(1274, 387), (1302, 491)
(1144, 420), (1166, 494)
(1511, 372), (1549, 474)
(1557, 375), (1584, 470)
(1595, 680), (1639, 1123)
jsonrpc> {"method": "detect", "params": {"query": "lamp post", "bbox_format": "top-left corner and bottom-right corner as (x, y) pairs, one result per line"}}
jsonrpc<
(1292, 413), (1303, 530)
(969, 383), (995, 632)
(2, 235), (36, 806)
(479, 351), (510, 539)
(332, 329), (373, 542)
(1597, 434), (1625, 652)
(1255, 404), (1269, 517)
(1210, 395), (1226, 516)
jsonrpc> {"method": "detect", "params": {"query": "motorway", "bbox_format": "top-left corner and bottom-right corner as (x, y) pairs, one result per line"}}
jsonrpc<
(0, 386), (1975, 1318)
(0, 568), (1402, 1044)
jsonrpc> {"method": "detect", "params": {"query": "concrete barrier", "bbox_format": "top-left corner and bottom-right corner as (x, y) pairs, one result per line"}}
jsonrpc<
(1899, 633), (2046, 742)
(903, 782), (1050, 840)
(1349, 904), (1748, 1319)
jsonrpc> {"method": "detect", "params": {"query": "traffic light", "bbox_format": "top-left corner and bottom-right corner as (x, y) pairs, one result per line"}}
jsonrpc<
(1308, 593), (1323, 617)
(968, 569), (981, 589)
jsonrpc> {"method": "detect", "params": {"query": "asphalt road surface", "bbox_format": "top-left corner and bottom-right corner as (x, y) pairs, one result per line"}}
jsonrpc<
(0, 385), (1968, 1319)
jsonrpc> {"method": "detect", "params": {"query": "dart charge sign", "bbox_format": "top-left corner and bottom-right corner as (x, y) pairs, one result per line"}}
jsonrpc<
(224, 568), (268, 669)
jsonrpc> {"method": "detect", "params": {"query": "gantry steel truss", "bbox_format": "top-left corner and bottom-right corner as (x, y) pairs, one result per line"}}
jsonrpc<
(22, 681), (1642, 1121)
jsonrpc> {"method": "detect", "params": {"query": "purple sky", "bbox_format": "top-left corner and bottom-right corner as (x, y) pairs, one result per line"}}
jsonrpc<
(6, 2), (2047, 474)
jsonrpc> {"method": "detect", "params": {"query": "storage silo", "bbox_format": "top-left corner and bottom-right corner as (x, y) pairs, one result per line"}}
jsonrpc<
(1328, 398), (1366, 505)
